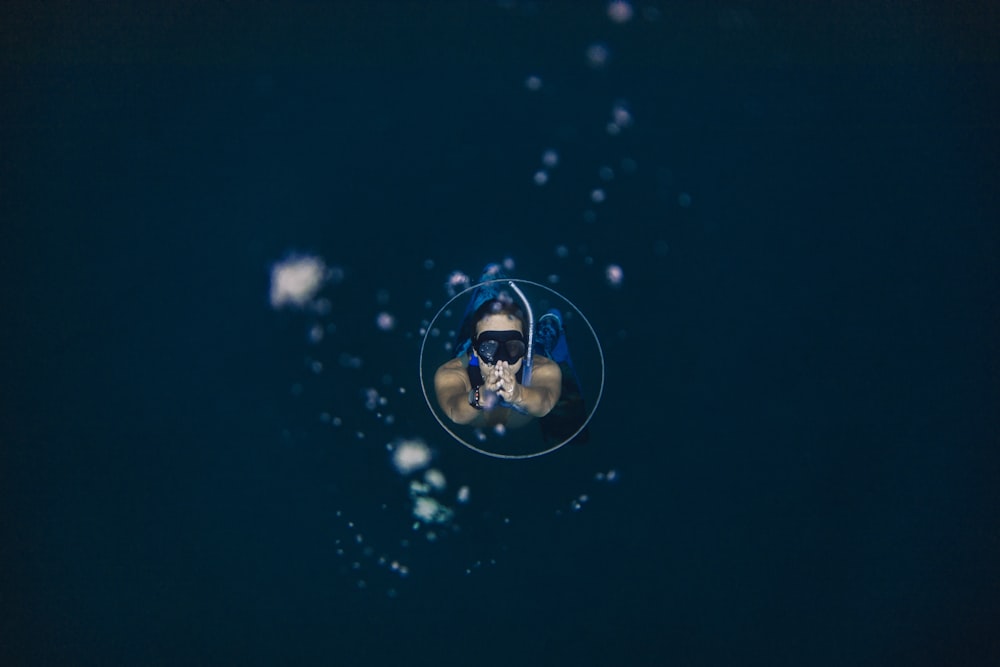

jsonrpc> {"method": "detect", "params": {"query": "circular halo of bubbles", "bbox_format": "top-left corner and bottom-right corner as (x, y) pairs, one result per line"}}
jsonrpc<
(420, 279), (605, 460)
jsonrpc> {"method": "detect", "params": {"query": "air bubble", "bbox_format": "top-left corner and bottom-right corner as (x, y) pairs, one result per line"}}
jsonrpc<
(605, 264), (624, 287)
(586, 43), (610, 69)
(607, 1), (634, 24)
(391, 438), (432, 474)
(269, 255), (327, 309)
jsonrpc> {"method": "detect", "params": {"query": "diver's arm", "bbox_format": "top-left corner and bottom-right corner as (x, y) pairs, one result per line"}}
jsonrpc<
(505, 357), (562, 418)
(434, 362), (481, 425)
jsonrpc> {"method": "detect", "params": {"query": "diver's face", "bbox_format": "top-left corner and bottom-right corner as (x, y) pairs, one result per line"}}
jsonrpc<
(474, 314), (525, 370)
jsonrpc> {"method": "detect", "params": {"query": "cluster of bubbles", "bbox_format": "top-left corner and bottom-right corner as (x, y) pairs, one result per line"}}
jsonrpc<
(270, 252), (623, 595)
(267, 2), (655, 596)
(516, 3), (654, 276)
(390, 438), (470, 529)
(269, 255), (327, 309)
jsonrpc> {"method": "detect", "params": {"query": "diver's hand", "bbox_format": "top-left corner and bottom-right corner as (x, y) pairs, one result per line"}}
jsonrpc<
(492, 360), (522, 405)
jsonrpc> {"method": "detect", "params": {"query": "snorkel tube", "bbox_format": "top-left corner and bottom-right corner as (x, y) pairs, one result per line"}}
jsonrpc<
(507, 281), (533, 386)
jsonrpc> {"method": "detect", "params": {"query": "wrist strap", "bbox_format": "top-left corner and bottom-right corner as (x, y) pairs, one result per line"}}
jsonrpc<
(468, 387), (483, 410)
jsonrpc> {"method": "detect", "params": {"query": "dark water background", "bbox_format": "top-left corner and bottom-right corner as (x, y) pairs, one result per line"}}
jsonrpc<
(2, 2), (998, 665)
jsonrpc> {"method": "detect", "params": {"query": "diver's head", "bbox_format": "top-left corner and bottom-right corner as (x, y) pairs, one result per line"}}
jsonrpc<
(472, 299), (527, 368)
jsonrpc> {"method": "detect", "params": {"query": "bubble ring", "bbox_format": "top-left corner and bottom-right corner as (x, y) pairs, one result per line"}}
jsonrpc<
(419, 279), (605, 460)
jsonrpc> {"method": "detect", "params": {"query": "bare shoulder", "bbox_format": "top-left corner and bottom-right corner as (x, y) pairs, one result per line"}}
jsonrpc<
(531, 355), (562, 385)
(434, 357), (470, 389)
(435, 356), (466, 375)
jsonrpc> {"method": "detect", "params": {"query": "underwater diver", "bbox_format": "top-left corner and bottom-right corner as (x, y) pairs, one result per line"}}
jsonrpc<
(433, 297), (562, 429)
(433, 265), (590, 445)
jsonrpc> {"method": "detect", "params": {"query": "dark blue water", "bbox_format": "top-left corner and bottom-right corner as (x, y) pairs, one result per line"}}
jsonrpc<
(2, 3), (998, 666)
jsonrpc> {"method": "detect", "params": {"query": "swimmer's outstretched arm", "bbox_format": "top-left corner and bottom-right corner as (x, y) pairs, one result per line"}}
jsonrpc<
(434, 357), (562, 424)
(489, 358), (562, 418)
(433, 363), (482, 425)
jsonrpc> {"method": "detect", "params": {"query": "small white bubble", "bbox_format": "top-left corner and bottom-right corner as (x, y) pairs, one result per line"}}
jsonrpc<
(533, 170), (549, 186)
(555, 244), (569, 258)
(542, 149), (559, 167)
(611, 101), (633, 128)
(445, 271), (470, 295)
(363, 388), (379, 410)
(424, 468), (447, 491)
(392, 438), (432, 474)
(478, 390), (499, 410)
(269, 254), (327, 309)
(605, 264), (624, 287)
(338, 353), (363, 369)
(376, 312), (396, 331)
(586, 43), (611, 69)
(327, 266), (345, 285)
(313, 298), (332, 316)
(591, 188), (606, 203)
(607, 1), (634, 24)
(525, 75), (543, 91)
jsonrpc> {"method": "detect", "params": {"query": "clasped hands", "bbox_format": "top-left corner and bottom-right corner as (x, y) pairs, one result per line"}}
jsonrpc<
(482, 360), (522, 406)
